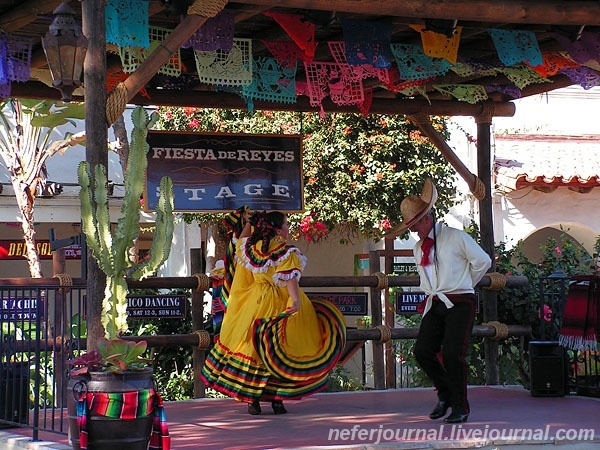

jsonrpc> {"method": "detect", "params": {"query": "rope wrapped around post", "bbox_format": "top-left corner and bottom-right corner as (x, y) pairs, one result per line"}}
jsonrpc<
(193, 330), (212, 349)
(54, 273), (73, 285)
(373, 272), (389, 289)
(472, 177), (486, 201)
(188, 0), (229, 17)
(54, 273), (73, 293)
(193, 273), (211, 292)
(375, 325), (392, 343)
(483, 321), (509, 340)
(484, 272), (507, 290)
(106, 82), (128, 127)
(106, 0), (228, 125)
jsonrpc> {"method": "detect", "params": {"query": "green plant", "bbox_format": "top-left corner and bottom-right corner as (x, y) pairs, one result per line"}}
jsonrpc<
(355, 316), (372, 329)
(67, 338), (150, 375)
(155, 108), (456, 243)
(0, 99), (85, 277)
(126, 288), (196, 400)
(98, 338), (151, 374)
(325, 365), (365, 392)
(78, 106), (175, 339)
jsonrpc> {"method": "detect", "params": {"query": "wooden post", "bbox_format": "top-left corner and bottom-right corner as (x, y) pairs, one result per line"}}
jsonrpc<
(82, 0), (108, 352)
(475, 103), (499, 385)
(369, 251), (385, 389)
(52, 248), (66, 406)
(190, 248), (206, 398)
(384, 238), (396, 388)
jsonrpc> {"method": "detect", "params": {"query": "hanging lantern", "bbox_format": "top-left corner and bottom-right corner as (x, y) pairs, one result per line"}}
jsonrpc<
(42, 1), (88, 102)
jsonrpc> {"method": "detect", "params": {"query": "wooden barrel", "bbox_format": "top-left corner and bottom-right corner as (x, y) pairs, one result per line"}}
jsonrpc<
(67, 370), (154, 450)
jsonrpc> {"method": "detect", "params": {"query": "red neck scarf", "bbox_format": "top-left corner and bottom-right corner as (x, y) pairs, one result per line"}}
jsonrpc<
(420, 237), (434, 266)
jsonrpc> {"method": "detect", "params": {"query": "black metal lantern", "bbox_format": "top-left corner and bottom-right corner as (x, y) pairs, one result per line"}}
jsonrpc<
(41, 1), (88, 102)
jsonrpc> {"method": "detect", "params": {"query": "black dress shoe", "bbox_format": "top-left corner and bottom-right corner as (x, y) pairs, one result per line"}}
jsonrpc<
(248, 401), (261, 415)
(272, 400), (287, 415)
(444, 412), (469, 423)
(429, 401), (449, 420)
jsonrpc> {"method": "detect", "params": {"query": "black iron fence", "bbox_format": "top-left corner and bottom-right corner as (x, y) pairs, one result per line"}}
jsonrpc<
(0, 282), (86, 440)
(0, 273), (531, 441)
(537, 273), (600, 397)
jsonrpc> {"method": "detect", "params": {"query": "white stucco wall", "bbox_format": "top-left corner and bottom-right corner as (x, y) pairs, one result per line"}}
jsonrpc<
(448, 85), (600, 255)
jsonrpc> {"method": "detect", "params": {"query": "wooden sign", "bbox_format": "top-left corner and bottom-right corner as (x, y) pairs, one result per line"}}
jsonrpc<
(393, 262), (418, 276)
(126, 295), (187, 319)
(1, 297), (43, 320)
(145, 131), (304, 212)
(307, 292), (368, 316)
(396, 291), (480, 315)
(0, 240), (81, 260)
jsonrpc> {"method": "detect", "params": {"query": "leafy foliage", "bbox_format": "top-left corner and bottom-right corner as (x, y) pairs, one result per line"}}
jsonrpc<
(126, 288), (196, 401)
(79, 106), (175, 339)
(67, 338), (151, 375)
(0, 99), (85, 277)
(97, 338), (151, 374)
(155, 108), (457, 242)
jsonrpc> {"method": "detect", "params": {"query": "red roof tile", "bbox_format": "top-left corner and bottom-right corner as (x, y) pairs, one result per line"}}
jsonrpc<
(493, 134), (600, 193)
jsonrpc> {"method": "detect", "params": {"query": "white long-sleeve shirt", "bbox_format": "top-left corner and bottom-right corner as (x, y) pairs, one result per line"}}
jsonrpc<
(414, 223), (492, 316)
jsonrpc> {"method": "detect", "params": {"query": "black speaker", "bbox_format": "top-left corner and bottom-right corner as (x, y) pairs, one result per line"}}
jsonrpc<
(529, 341), (567, 397)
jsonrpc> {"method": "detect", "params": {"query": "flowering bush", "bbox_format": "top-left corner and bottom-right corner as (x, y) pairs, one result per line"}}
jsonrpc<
(299, 214), (329, 242)
(153, 107), (456, 242)
(538, 304), (553, 322)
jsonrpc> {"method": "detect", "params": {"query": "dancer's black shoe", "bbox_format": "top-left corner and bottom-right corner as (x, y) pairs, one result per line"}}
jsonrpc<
(271, 400), (287, 415)
(248, 401), (261, 415)
(429, 401), (449, 420)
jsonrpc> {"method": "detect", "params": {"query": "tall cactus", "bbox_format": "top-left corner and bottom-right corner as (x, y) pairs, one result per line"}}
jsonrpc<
(78, 106), (174, 339)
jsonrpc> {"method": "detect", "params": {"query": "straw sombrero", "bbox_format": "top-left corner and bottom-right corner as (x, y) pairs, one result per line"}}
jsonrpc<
(386, 178), (438, 237)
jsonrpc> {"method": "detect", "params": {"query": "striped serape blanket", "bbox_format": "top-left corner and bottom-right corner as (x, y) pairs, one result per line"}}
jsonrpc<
(76, 387), (170, 450)
(559, 275), (599, 351)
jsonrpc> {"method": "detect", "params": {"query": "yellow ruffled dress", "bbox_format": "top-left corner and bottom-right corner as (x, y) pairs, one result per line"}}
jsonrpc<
(201, 236), (346, 403)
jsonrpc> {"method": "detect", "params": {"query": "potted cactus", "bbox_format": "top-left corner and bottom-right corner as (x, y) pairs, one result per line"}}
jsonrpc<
(67, 106), (174, 450)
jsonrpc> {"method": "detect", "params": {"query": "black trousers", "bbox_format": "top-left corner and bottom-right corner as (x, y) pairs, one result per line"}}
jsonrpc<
(413, 294), (476, 414)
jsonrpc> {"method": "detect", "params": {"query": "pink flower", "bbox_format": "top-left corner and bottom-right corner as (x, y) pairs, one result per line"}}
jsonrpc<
(538, 304), (552, 322)
(299, 215), (328, 242)
(555, 246), (562, 255)
(379, 219), (391, 230)
(165, 112), (172, 119)
(189, 118), (199, 128)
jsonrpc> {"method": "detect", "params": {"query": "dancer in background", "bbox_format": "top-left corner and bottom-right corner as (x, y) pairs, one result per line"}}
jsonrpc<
(210, 206), (250, 338)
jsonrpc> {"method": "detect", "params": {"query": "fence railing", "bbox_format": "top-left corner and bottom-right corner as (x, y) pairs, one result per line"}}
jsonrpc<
(0, 282), (86, 440)
(0, 273), (534, 440)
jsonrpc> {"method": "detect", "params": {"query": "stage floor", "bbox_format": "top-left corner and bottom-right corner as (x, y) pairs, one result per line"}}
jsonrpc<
(1, 385), (599, 449)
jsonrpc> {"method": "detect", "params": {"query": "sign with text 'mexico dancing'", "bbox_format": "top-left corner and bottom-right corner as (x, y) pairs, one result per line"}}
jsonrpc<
(145, 131), (304, 212)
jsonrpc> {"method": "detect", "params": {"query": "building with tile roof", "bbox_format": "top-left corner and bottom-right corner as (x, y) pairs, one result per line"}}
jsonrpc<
(448, 85), (600, 263)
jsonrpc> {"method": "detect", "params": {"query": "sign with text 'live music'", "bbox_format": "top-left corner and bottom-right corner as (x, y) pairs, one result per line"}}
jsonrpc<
(396, 291), (480, 315)
(145, 131), (304, 212)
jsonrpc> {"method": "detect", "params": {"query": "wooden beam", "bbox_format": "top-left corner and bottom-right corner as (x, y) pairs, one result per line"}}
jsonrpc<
(120, 13), (213, 105)
(238, 0), (600, 26)
(11, 81), (517, 117)
(0, 0), (63, 32)
(409, 113), (483, 197)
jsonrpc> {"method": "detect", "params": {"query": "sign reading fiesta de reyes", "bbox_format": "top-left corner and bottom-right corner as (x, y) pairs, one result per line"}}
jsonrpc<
(145, 131), (304, 212)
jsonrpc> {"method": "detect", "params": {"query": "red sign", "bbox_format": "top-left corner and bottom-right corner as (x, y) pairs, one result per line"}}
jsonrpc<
(0, 240), (81, 260)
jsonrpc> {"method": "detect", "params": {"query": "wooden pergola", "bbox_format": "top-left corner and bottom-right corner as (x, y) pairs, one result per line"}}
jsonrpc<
(5, 0), (600, 386)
